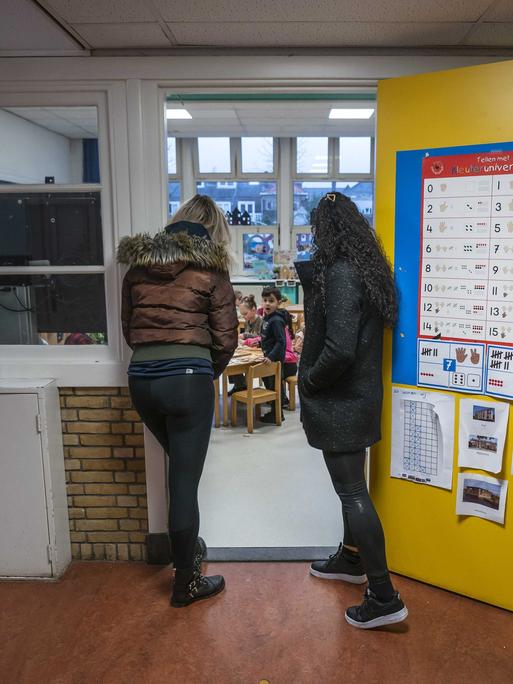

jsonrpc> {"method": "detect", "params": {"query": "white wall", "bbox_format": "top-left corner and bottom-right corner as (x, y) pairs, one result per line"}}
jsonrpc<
(0, 108), (71, 184)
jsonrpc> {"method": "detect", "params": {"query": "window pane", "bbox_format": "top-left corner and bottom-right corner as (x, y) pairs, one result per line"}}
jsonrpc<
(296, 137), (328, 174)
(295, 232), (313, 261)
(0, 274), (107, 345)
(339, 137), (371, 174)
(198, 137), (231, 174)
(243, 233), (274, 275)
(168, 181), (181, 217)
(196, 181), (277, 225)
(293, 181), (374, 226)
(0, 106), (100, 184)
(0, 192), (103, 266)
(167, 137), (177, 174)
(241, 137), (273, 173)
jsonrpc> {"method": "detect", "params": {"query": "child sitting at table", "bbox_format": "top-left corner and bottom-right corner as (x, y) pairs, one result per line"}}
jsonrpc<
(228, 295), (263, 396)
(259, 286), (288, 423)
(239, 295), (263, 340)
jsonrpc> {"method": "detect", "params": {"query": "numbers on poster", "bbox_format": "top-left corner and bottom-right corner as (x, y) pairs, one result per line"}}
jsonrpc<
(417, 151), (513, 398)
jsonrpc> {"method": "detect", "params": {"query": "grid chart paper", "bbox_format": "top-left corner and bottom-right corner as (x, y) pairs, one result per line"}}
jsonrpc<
(403, 400), (439, 476)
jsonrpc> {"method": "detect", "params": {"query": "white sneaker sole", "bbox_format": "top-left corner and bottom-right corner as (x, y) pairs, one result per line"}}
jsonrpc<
(345, 606), (409, 629)
(309, 567), (367, 584)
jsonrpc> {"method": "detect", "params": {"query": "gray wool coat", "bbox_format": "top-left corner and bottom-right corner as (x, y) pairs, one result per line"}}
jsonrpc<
(295, 259), (384, 453)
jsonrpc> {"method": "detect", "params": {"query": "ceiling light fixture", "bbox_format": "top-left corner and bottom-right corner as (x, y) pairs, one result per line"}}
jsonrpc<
(329, 108), (374, 119)
(166, 108), (192, 120)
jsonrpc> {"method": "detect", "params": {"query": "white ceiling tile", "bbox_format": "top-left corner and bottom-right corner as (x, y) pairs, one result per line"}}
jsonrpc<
(4, 106), (98, 138)
(72, 22), (171, 48)
(484, 1), (513, 22)
(155, 0), (490, 23)
(465, 23), (513, 46)
(168, 21), (472, 47)
(0, 0), (80, 51)
(45, 0), (155, 23)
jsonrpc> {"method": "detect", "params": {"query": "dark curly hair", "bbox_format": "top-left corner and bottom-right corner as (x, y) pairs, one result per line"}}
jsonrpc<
(311, 192), (398, 327)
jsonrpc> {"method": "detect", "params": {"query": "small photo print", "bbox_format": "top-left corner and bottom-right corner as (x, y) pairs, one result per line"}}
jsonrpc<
(472, 404), (495, 422)
(468, 434), (498, 453)
(456, 473), (508, 524)
(462, 478), (501, 511)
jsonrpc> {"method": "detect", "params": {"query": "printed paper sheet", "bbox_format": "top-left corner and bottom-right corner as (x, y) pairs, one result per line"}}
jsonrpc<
(458, 398), (509, 473)
(456, 472), (508, 524)
(391, 387), (455, 490)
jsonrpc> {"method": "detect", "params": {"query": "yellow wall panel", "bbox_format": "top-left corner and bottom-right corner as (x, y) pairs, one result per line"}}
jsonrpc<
(372, 59), (513, 611)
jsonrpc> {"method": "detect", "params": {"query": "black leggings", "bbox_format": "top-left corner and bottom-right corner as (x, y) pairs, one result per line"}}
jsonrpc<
(129, 374), (214, 570)
(323, 449), (392, 593)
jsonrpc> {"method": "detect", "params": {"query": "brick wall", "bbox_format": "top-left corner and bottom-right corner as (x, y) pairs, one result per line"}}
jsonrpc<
(59, 388), (148, 561)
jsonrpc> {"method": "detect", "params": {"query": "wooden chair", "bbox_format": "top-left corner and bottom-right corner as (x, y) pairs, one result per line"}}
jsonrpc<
(285, 375), (298, 411)
(231, 362), (282, 434)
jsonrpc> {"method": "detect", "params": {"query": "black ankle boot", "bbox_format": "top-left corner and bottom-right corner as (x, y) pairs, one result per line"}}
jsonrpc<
(193, 537), (207, 575)
(171, 567), (225, 607)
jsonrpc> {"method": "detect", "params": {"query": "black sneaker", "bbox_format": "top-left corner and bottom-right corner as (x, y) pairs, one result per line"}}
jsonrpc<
(228, 384), (246, 396)
(171, 567), (225, 608)
(310, 543), (367, 584)
(193, 537), (207, 576)
(260, 412), (285, 424)
(345, 588), (408, 629)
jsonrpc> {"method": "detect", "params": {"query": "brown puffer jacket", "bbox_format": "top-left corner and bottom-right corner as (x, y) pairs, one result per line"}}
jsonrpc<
(118, 224), (238, 378)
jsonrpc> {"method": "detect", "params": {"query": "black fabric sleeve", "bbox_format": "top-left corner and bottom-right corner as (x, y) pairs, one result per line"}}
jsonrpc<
(265, 319), (286, 362)
(303, 261), (362, 393)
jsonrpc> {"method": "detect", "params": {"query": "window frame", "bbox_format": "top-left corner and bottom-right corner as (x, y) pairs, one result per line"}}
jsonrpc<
(292, 136), (374, 228)
(194, 137), (278, 180)
(292, 136), (374, 182)
(0, 90), (121, 373)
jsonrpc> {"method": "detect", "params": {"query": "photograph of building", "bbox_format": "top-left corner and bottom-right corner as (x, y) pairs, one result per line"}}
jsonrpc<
(462, 480), (501, 511)
(472, 405), (495, 422)
(468, 434), (498, 452)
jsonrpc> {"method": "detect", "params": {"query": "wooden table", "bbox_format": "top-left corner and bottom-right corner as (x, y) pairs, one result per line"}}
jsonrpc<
(218, 348), (264, 427)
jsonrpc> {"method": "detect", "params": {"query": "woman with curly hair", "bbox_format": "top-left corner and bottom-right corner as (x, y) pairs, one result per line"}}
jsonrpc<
(295, 192), (408, 629)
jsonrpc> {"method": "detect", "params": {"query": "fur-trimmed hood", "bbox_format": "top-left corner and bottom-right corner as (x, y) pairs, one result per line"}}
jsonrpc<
(117, 229), (231, 273)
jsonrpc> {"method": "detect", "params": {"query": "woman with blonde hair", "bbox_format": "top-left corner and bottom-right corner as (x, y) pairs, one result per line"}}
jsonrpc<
(118, 195), (238, 607)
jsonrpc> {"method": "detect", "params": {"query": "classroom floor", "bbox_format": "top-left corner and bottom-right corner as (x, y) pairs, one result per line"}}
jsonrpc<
(199, 407), (341, 548)
(1, 562), (512, 684)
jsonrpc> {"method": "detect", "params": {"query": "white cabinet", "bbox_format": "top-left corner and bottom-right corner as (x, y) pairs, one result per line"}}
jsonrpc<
(0, 380), (70, 578)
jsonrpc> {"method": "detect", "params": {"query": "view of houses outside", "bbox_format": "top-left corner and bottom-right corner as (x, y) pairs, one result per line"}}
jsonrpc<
(196, 181), (277, 225)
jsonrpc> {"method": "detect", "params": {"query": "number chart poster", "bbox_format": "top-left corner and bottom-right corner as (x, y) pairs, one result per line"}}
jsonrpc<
(393, 142), (513, 400)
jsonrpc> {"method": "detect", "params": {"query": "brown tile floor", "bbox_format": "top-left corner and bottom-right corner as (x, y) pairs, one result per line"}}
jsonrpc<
(1, 562), (512, 684)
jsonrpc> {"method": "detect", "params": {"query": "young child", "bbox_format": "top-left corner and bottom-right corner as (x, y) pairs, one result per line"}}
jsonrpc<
(239, 295), (263, 340)
(228, 295), (264, 396)
(260, 286), (288, 423)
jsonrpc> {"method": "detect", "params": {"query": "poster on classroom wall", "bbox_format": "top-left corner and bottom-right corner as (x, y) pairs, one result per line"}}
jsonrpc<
(458, 398), (509, 474)
(456, 472), (508, 524)
(392, 142), (513, 401)
(391, 387), (455, 490)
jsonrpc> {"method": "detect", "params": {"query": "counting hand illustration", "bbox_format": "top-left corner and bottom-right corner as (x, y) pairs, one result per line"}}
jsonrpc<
(508, 221), (513, 233)
(455, 348), (468, 363)
(439, 221), (447, 233)
(440, 202), (449, 212)
(470, 349), (480, 364)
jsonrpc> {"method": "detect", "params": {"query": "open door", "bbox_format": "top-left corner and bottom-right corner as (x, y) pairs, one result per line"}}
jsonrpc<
(372, 59), (513, 611)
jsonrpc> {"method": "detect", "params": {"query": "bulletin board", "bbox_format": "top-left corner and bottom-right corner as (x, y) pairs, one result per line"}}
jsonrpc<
(371, 59), (513, 612)
(393, 142), (513, 398)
